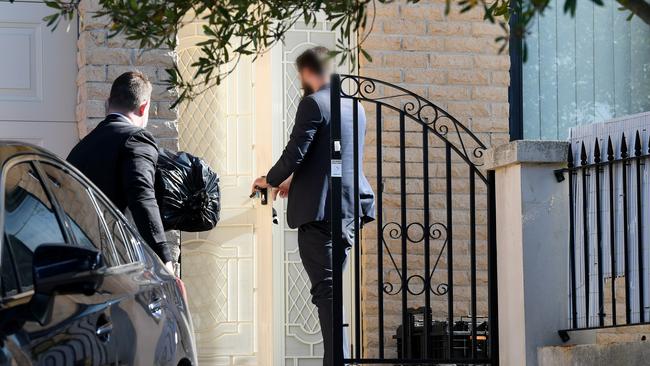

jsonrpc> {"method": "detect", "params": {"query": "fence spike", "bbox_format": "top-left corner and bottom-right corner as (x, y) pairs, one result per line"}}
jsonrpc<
(634, 130), (642, 157)
(568, 143), (574, 168)
(607, 136), (615, 161)
(621, 133), (629, 158)
(580, 141), (588, 166)
(594, 138), (602, 163)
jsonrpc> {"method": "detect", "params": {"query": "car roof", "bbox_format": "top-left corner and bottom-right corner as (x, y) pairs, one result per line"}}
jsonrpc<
(0, 141), (64, 165)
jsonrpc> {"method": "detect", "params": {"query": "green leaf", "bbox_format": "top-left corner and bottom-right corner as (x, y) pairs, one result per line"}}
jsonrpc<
(360, 48), (373, 62)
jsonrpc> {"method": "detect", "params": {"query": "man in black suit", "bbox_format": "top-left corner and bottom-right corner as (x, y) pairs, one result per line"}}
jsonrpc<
(251, 47), (374, 365)
(68, 71), (172, 272)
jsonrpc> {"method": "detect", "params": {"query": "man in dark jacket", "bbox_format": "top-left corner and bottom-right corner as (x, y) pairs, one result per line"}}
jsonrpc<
(251, 47), (375, 365)
(67, 71), (172, 271)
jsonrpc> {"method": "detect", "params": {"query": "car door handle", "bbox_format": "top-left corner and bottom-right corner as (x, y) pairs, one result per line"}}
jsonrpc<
(149, 298), (164, 319)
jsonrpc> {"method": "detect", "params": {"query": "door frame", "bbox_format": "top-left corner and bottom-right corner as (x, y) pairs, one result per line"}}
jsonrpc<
(266, 24), (357, 365)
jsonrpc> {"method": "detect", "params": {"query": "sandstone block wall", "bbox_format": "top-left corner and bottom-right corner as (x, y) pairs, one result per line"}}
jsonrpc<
(357, 0), (510, 358)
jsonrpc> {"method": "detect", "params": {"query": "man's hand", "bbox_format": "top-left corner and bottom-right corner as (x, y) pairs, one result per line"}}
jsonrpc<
(272, 175), (292, 201)
(251, 176), (270, 196)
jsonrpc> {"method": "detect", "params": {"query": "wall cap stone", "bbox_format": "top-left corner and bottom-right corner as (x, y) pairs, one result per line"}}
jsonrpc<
(484, 140), (569, 170)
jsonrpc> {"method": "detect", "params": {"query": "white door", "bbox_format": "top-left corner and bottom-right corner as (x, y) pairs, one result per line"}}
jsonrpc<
(177, 21), (275, 365)
(0, 2), (78, 157)
(270, 21), (353, 366)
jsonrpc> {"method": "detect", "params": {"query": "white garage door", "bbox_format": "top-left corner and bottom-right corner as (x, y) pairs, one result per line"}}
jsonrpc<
(0, 2), (78, 158)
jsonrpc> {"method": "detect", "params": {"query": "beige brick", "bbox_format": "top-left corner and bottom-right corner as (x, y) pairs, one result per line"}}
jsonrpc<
(428, 85), (471, 100)
(151, 84), (177, 102)
(84, 47), (132, 65)
(134, 49), (175, 68)
(427, 22), (471, 36)
(474, 54), (510, 70)
(81, 13), (112, 31)
(400, 4), (445, 20)
(445, 37), (497, 53)
(77, 65), (106, 85)
(84, 99), (107, 118)
(107, 33), (141, 49)
(107, 65), (157, 82)
(152, 101), (178, 120)
(83, 82), (112, 100)
(78, 0), (103, 14)
(78, 30), (106, 50)
(472, 22), (506, 37)
(383, 20), (427, 35)
(370, 3), (400, 18)
(446, 101), (491, 117)
(363, 35), (402, 51)
(471, 117), (509, 132)
(491, 71), (510, 86)
(448, 70), (489, 85)
(362, 68), (403, 83)
(404, 69), (446, 84)
(492, 102), (509, 118)
(471, 85), (508, 102)
(446, 6), (486, 21)
(402, 36), (444, 51)
(147, 119), (178, 138)
(383, 53), (428, 68)
(430, 54), (473, 68)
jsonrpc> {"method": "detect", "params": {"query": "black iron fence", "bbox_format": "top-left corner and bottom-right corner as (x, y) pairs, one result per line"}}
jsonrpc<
(562, 130), (650, 331)
(329, 74), (499, 365)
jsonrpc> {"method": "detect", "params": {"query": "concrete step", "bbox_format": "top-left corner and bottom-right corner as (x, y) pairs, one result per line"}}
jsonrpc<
(538, 340), (650, 366)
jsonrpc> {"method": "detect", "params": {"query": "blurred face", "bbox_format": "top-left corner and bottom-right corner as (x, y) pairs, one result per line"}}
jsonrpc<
(299, 68), (321, 96)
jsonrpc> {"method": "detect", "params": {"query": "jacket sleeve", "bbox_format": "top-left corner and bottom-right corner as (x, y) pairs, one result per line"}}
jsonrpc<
(266, 97), (323, 187)
(121, 131), (172, 263)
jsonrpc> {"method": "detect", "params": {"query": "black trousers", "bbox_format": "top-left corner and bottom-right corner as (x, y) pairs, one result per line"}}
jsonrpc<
(297, 220), (350, 366)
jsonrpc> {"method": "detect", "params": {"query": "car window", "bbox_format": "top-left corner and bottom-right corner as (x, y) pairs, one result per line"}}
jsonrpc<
(92, 191), (138, 264)
(39, 162), (120, 267)
(2, 236), (20, 298)
(3, 162), (65, 293)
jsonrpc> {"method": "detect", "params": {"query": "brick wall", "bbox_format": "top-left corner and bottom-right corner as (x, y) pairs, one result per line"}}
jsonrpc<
(76, 0), (180, 266)
(357, 0), (509, 358)
(76, 0), (179, 150)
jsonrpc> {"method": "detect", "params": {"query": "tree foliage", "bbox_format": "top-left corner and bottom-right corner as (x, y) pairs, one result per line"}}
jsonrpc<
(38, 0), (650, 105)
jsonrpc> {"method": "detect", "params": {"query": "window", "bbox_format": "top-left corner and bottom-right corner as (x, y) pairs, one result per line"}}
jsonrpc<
(92, 191), (139, 264)
(39, 162), (120, 267)
(514, 0), (650, 139)
(2, 162), (65, 293)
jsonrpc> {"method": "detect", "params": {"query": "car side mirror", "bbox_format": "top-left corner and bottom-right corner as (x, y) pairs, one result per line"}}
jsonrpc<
(33, 244), (106, 296)
(29, 244), (106, 325)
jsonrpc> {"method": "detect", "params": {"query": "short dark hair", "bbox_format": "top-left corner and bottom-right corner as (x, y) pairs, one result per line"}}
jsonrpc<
(108, 71), (152, 112)
(296, 46), (331, 76)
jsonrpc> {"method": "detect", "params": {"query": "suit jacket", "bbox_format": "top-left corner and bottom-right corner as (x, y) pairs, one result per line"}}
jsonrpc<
(67, 114), (171, 263)
(266, 86), (375, 229)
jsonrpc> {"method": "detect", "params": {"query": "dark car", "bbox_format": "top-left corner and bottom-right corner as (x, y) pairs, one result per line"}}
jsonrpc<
(0, 142), (197, 366)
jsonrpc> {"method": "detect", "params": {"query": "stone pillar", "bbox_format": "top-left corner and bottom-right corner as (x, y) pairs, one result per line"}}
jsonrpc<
(484, 140), (570, 366)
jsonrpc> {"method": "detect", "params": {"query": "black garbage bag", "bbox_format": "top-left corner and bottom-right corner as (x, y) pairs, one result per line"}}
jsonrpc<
(155, 149), (220, 232)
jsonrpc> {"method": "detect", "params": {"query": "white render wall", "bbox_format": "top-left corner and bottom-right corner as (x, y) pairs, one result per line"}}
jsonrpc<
(485, 140), (570, 365)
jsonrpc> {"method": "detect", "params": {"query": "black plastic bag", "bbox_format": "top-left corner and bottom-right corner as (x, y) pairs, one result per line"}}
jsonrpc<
(155, 149), (220, 232)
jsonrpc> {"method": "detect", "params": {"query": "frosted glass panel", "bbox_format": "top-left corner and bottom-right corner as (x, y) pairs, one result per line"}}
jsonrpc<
(523, 1), (650, 139)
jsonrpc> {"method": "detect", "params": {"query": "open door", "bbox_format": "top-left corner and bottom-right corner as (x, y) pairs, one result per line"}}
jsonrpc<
(177, 21), (274, 365)
(268, 20), (355, 366)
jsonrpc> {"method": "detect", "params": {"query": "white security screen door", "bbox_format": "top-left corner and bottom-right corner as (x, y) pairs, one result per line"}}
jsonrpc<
(0, 2), (78, 157)
(177, 22), (266, 365)
(271, 21), (353, 366)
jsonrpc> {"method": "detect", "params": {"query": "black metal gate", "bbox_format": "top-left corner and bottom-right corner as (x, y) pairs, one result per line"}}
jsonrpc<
(329, 74), (498, 365)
